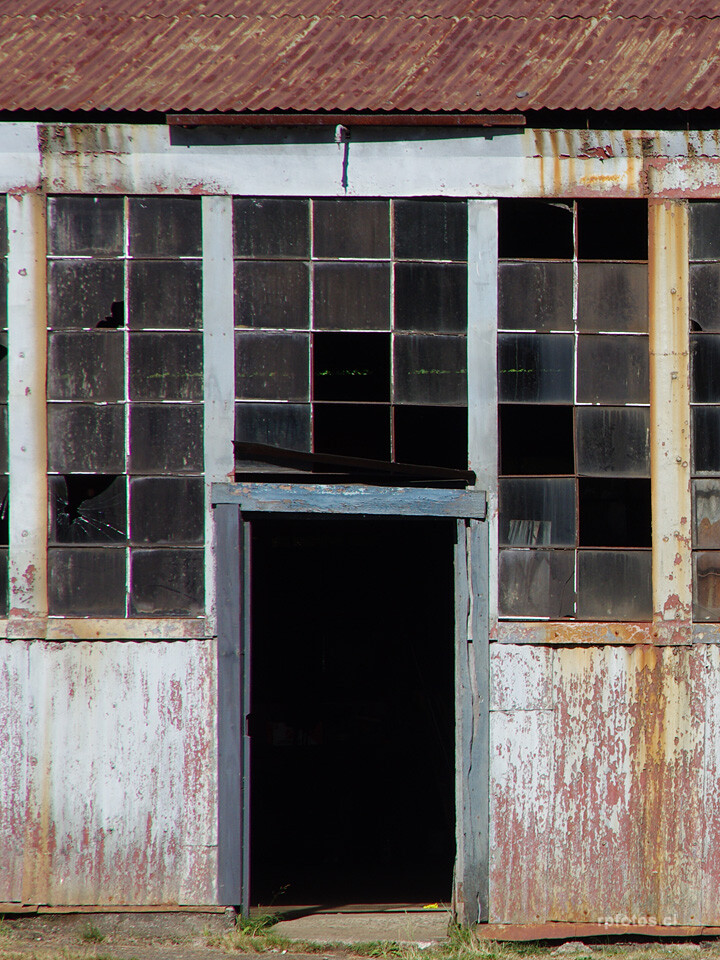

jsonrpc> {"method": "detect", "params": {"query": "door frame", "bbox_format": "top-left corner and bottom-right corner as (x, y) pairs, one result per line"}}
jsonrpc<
(212, 481), (489, 924)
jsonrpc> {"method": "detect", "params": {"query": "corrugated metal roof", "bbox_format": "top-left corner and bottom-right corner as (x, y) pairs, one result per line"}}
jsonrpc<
(0, 3), (719, 113)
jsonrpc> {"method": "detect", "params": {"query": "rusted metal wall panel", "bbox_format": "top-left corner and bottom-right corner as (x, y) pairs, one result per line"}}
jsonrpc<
(700, 645), (720, 923)
(490, 645), (553, 712)
(0, 640), (28, 901)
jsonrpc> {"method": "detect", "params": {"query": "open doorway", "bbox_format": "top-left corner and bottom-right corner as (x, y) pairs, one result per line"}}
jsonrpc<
(249, 515), (457, 907)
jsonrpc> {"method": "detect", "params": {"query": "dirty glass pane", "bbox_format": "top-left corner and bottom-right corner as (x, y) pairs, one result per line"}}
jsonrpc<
(313, 332), (390, 402)
(130, 477), (205, 544)
(576, 407), (650, 477)
(49, 475), (126, 544)
(498, 333), (573, 403)
(577, 263), (648, 333)
(577, 199), (648, 261)
(128, 261), (202, 330)
(128, 196), (202, 258)
(130, 547), (204, 616)
(690, 264), (720, 332)
(313, 263), (390, 330)
(498, 199), (574, 259)
(314, 403), (390, 460)
(0, 406), (8, 473)
(394, 405), (467, 470)
(577, 550), (652, 621)
(578, 477), (651, 547)
(694, 551), (720, 620)
(394, 200), (468, 261)
(0, 260), (7, 330)
(129, 332), (203, 401)
(498, 548), (575, 617)
(233, 198), (310, 259)
(48, 404), (124, 473)
(48, 260), (125, 330)
(499, 478), (575, 547)
(499, 404), (574, 476)
(577, 334), (649, 404)
(692, 407), (720, 474)
(394, 263), (467, 332)
(235, 402), (310, 452)
(0, 549), (8, 616)
(0, 479), (8, 544)
(235, 331), (309, 401)
(48, 547), (126, 616)
(394, 334), (467, 405)
(234, 260), (309, 330)
(313, 200), (390, 259)
(47, 196), (124, 256)
(691, 334), (720, 401)
(693, 480), (720, 548)
(129, 404), (203, 475)
(48, 331), (124, 401)
(498, 262), (573, 332)
(0, 333), (7, 401)
(690, 202), (720, 261)
(0, 197), (7, 257)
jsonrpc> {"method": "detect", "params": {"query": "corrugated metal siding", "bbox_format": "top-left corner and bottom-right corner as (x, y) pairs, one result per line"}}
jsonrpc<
(0, 641), (28, 902)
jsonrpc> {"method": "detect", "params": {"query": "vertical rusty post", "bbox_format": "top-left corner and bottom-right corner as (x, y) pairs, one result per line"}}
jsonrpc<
(649, 200), (691, 637)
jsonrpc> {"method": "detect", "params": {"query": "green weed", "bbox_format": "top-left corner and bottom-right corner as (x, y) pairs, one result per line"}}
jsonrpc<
(79, 925), (105, 945)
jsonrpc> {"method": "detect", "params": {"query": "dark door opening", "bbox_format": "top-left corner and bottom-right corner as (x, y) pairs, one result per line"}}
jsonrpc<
(249, 515), (456, 907)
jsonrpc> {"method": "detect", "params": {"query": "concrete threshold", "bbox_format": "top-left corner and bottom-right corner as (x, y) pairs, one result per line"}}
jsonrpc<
(271, 909), (453, 945)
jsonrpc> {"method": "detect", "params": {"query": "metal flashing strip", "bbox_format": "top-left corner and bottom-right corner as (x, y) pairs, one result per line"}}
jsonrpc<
(167, 114), (527, 128)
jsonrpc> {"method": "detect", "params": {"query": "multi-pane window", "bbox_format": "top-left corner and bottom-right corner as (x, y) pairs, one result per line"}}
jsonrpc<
(497, 199), (651, 621)
(46, 196), (205, 618)
(233, 198), (468, 469)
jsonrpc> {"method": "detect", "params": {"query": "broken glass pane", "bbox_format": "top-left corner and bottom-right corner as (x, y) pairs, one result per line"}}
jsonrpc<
(235, 331), (309, 401)
(498, 199), (574, 259)
(128, 261), (202, 330)
(130, 547), (204, 616)
(128, 196), (202, 258)
(499, 404), (574, 475)
(49, 475), (126, 544)
(48, 260), (125, 330)
(693, 480), (720, 549)
(394, 405), (468, 470)
(498, 262), (574, 332)
(577, 334), (649, 404)
(313, 332), (390, 402)
(394, 263), (467, 332)
(498, 548), (575, 617)
(130, 477), (204, 544)
(0, 478), (9, 545)
(129, 404), (203, 474)
(394, 334), (467, 405)
(313, 200), (390, 259)
(578, 477), (651, 547)
(313, 263), (390, 330)
(233, 198), (310, 259)
(690, 264), (720, 332)
(234, 260), (309, 330)
(313, 403), (390, 460)
(48, 547), (126, 616)
(47, 196), (124, 256)
(499, 478), (575, 547)
(577, 199), (648, 260)
(48, 404), (124, 473)
(691, 334), (720, 401)
(394, 200), (467, 261)
(577, 263), (648, 333)
(498, 333), (573, 403)
(694, 551), (720, 620)
(129, 332), (203, 401)
(235, 402), (311, 452)
(576, 407), (650, 477)
(692, 407), (720, 474)
(48, 331), (124, 401)
(690, 202), (720, 261)
(577, 550), (652, 621)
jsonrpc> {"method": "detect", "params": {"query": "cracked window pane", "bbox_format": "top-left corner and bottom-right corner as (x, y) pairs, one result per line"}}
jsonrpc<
(48, 404), (124, 473)
(394, 334), (467, 405)
(49, 475), (126, 544)
(499, 549), (575, 618)
(130, 477), (204, 544)
(394, 200), (467, 261)
(394, 263), (467, 333)
(130, 547), (204, 616)
(48, 331), (124, 402)
(47, 196), (124, 257)
(577, 550), (652, 621)
(128, 261), (202, 330)
(129, 332), (203, 401)
(128, 196), (201, 258)
(499, 262), (574, 332)
(48, 260), (125, 330)
(129, 404), (203, 474)
(235, 332), (309, 401)
(313, 263), (390, 330)
(313, 200), (389, 259)
(48, 547), (126, 616)
(233, 198), (309, 259)
(234, 261), (309, 330)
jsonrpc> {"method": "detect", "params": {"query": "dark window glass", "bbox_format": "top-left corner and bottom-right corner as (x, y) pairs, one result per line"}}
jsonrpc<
(49, 475), (126, 544)
(0, 406), (9, 473)
(48, 404), (124, 473)
(130, 477), (205, 544)
(129, 332), (203, 401)
(498, 199), (573, 259)
(0, 478), (8, 545)
(578, 477), (651, 547)
(313, 200), (389, 259)
(694, 480), (720, 549)
(0, 197), (7, 257)
(577, 335), (649, 404)
(394, 405), (467, 470)
(499, 478), (575, 547)
(576, 407), (650, 477)
(234, 261), (309, 330)
(576, 550), (652, 621)
(394, 200), (467, 261)
(394, 263), (467, 332)
(577, 263), (648, 333)
(48, 331), (124, 401)
(577, 199), (648, 260)
(235, 331), (309, 401)
(47, 196), (124, 257)
(498, 333), (573, 404)
(235, 402), (310, 452)
(498, 549), (575, 618)
(0, 549), (8, 616)
(690, 264), (720, 332)
(692, 407), (720, 474)
(0, 260), (7, 330)
(130, 548), (204, 617)
(312, 403), (390, 460)
(313, 263), (390, 330)
(48, 260), (125, 330)
(313, 332), (390, 402)
(499, 404), (574, 476)
(128, 197), (201, 258)
(498, 262), (573, 332)
(128, 261), (202, 330)
(0, 334), (7, 401)
(690, 203), (720, 261)
(394, 335), (467, 405)
(233, 198), (309, 259)
(691, 334), (720, 402)
(694, 551), (720, 620)
(48, 547), (126, 616)
(128, 405), (203, 474)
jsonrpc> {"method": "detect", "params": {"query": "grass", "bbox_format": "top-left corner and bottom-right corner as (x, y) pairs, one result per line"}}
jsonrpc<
(79, 925), (105, 945)
(0, 921), (13, 941)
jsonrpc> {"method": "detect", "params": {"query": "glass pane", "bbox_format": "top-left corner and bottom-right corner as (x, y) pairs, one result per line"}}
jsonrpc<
(130, 477), (205, 544)
(694, 479), (720, 548)
(313, 199), (389, 259)
(0, 549), (8, 616)
(394, 405), (467, 470)
(49, 475), (126, 544)
(128, 261), (202, 330)
(690, 264), (720, 332)
(694, 551), (720, 620)
(48, 331), (124, 401)
(499, 404), (574, 476)
(48, 260), (125, 330)
(313, 403), (390, 460)
(48, 404), (124, 473)
(578, 478), (651, 547)
(498, 199), (573, 259)
(394, 263), (467, 332)
(499, 478), (575, 547)
(577, 263), (648, 333)
(576, 407), (650, 477)
(0, 478), (9, 544)
(128, 197), (201, 258)
(577, 334), (649, 404)
(0, 333), (7, 401)
(0, 197), (7, 257)
(233, 198), (309, 259)
(234, 261), (309, 330)
(313, 263), (390, 330)
(0, 406), (9, 474)
(394, 334), (467, 405)
(47, 196), (124, 256)
(394, 200), (467, 261)
(692, 407), (720, 474)
(498, 548), (575, 618)
(235, 402), (310, 452)
(498, 262), (573, 332)
(691, 334), (720, 401)
(498, 333), (573, 403)
(690, 203), (720, 261)
(48, 547), (126, 616)
(577, 550), (652, 621)
(576, 199), (647, 260)
(128, 404), (203, 474)
(235, 331), (309, 401)
(0, 260), (7, 330)
(130, 548), (204, 616)
(313, 332), (390, 402)
(129, 332), (203, 401)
